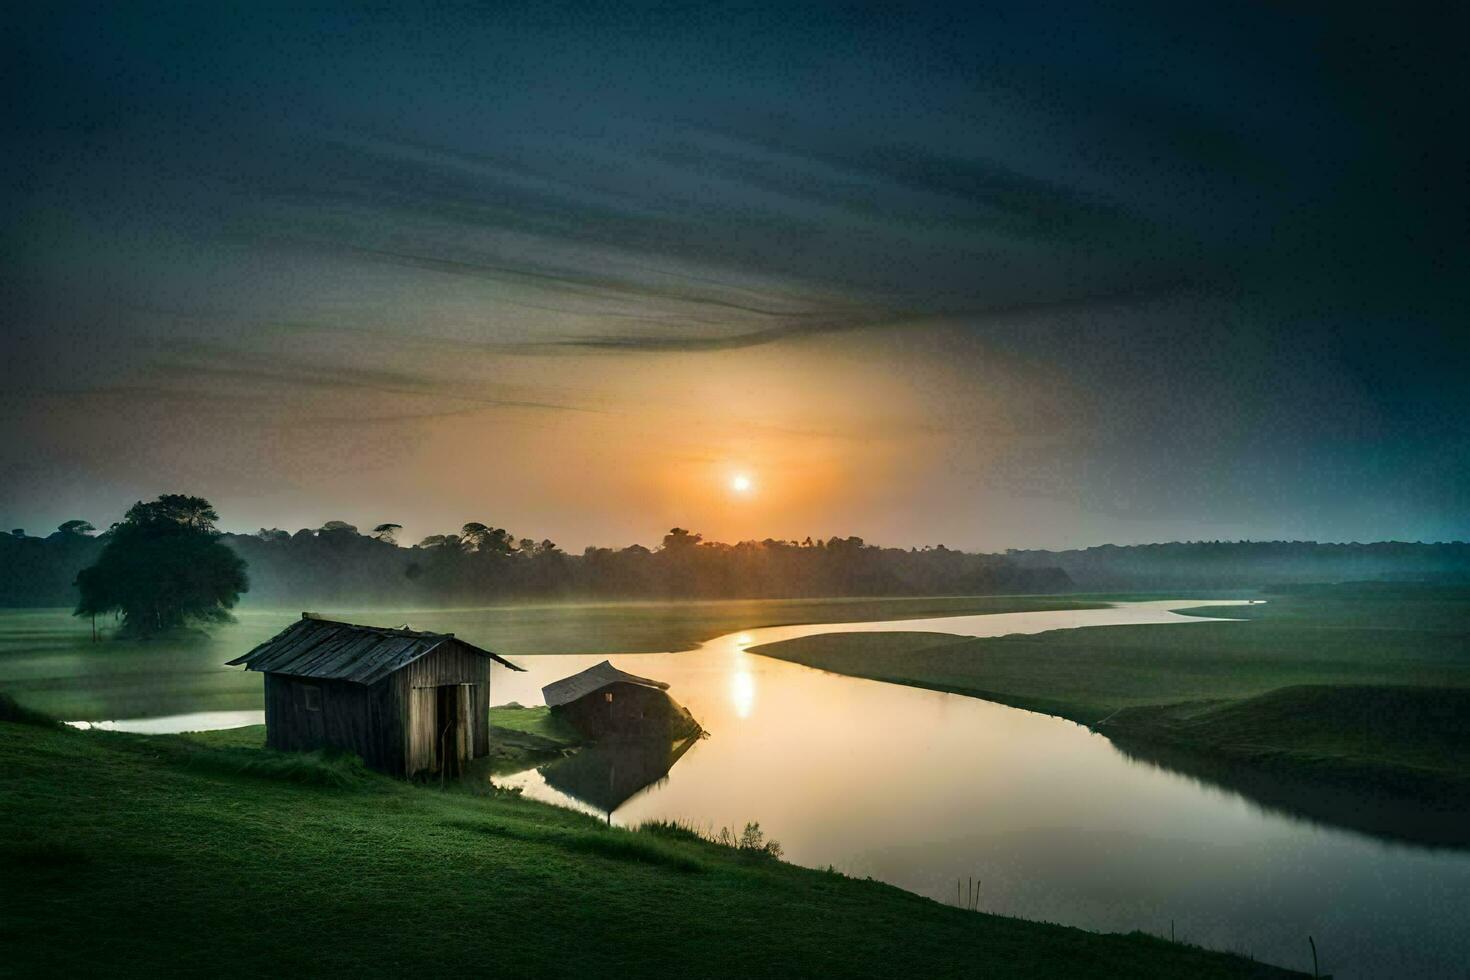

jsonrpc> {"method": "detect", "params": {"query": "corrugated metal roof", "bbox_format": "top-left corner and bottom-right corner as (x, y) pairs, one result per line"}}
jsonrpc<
(541, 660), (670, 707)
(226, 614), (524, 685)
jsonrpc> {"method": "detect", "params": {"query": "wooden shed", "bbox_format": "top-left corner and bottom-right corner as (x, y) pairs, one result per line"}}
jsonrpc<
(227, 614), (523, 778)
(542, 660), (702, 741)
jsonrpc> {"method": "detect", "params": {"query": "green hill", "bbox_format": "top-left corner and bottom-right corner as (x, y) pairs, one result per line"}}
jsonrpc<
(0, 715), (1297, 979)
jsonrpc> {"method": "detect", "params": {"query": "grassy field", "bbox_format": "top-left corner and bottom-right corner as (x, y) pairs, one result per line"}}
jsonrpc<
(0, 715), (1296, 979)
(753, 589), (1470, 810)
(487, 703), (583, 741)
(0, 595), (1103, 720)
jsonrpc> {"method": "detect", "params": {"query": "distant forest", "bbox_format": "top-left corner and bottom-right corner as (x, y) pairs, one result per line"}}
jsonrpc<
(2, 516), (1467, 608)
(0, 521), (1068, 607)
(1007, 541), (1470, 590)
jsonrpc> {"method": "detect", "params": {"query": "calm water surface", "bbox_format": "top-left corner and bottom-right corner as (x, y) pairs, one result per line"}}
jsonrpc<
(70, 601), (1470, 977)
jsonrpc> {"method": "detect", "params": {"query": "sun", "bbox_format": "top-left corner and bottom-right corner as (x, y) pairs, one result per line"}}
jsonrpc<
(730, 473), (753, 494)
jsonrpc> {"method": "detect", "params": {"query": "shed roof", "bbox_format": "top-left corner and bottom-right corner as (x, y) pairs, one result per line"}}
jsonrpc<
(542, 660), (670, 707)
(226, 614), (524, 685)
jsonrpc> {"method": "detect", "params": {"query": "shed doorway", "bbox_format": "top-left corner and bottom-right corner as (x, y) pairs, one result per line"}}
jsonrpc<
(435, 684), (471, 778)
(409, 684), (473, 777)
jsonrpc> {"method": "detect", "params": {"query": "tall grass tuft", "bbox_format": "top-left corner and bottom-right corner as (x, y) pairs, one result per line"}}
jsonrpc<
(640, 819), (784, 861)
(955, 876), (982, 911)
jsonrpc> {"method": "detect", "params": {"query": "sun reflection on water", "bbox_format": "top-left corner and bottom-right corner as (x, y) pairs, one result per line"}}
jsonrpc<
(730, 666), (756, 718)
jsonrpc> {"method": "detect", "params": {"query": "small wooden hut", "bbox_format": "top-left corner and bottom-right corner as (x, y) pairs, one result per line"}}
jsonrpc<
(542, 660), (702, 741)
(227, 614), (523, 778)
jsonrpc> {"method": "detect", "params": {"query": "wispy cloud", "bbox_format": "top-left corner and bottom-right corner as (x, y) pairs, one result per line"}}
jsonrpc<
(41, 344), (604, 423)
(40, 384), (507, 427)
(527, 280), (1195, 354)
(149, 346), (603, 415)
(235, 124), (1215, 358)
(332, 243), (844, 320)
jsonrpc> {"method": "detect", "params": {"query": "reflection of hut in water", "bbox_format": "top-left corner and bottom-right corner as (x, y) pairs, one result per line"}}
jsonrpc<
(540, 735), (700, 814)
(541, 660), (702, 741)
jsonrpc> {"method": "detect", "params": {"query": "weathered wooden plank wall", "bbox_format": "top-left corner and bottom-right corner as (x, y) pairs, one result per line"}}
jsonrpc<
(472, 679), (490, 757)
(407, 686), (437, 775)
(263, 674), (401, 772)
(394, 642), (489, 687)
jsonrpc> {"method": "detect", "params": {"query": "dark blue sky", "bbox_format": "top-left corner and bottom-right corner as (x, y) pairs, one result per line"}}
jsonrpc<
(3, 3), (1465, 547)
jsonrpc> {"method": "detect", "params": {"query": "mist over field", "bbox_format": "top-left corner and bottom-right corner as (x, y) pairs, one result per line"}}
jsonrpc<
(5, 519), (1467, 609)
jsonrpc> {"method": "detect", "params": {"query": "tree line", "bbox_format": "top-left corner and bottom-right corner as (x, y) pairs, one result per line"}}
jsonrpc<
(0, 496), (1071, 623)
(6, 494), (1466, 633)
(228, 522), (1071, 605)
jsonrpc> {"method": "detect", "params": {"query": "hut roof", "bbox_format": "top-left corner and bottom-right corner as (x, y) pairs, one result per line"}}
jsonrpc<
(542, 660), (670, 708)
(226, 613), (524, 685)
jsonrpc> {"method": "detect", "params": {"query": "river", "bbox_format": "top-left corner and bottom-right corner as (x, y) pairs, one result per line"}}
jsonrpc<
(69, 600), (1470, 977)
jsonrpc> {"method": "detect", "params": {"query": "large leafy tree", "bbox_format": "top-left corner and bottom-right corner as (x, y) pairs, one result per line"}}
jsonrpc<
(74, 494), (248, 636)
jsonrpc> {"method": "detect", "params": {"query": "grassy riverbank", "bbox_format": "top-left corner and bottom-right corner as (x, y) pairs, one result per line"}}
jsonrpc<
(0, 595), (1104, 720)
(753, 588), (1470, 817)
(0, 716), (1296, 978)
(190, 706), (585, 774)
